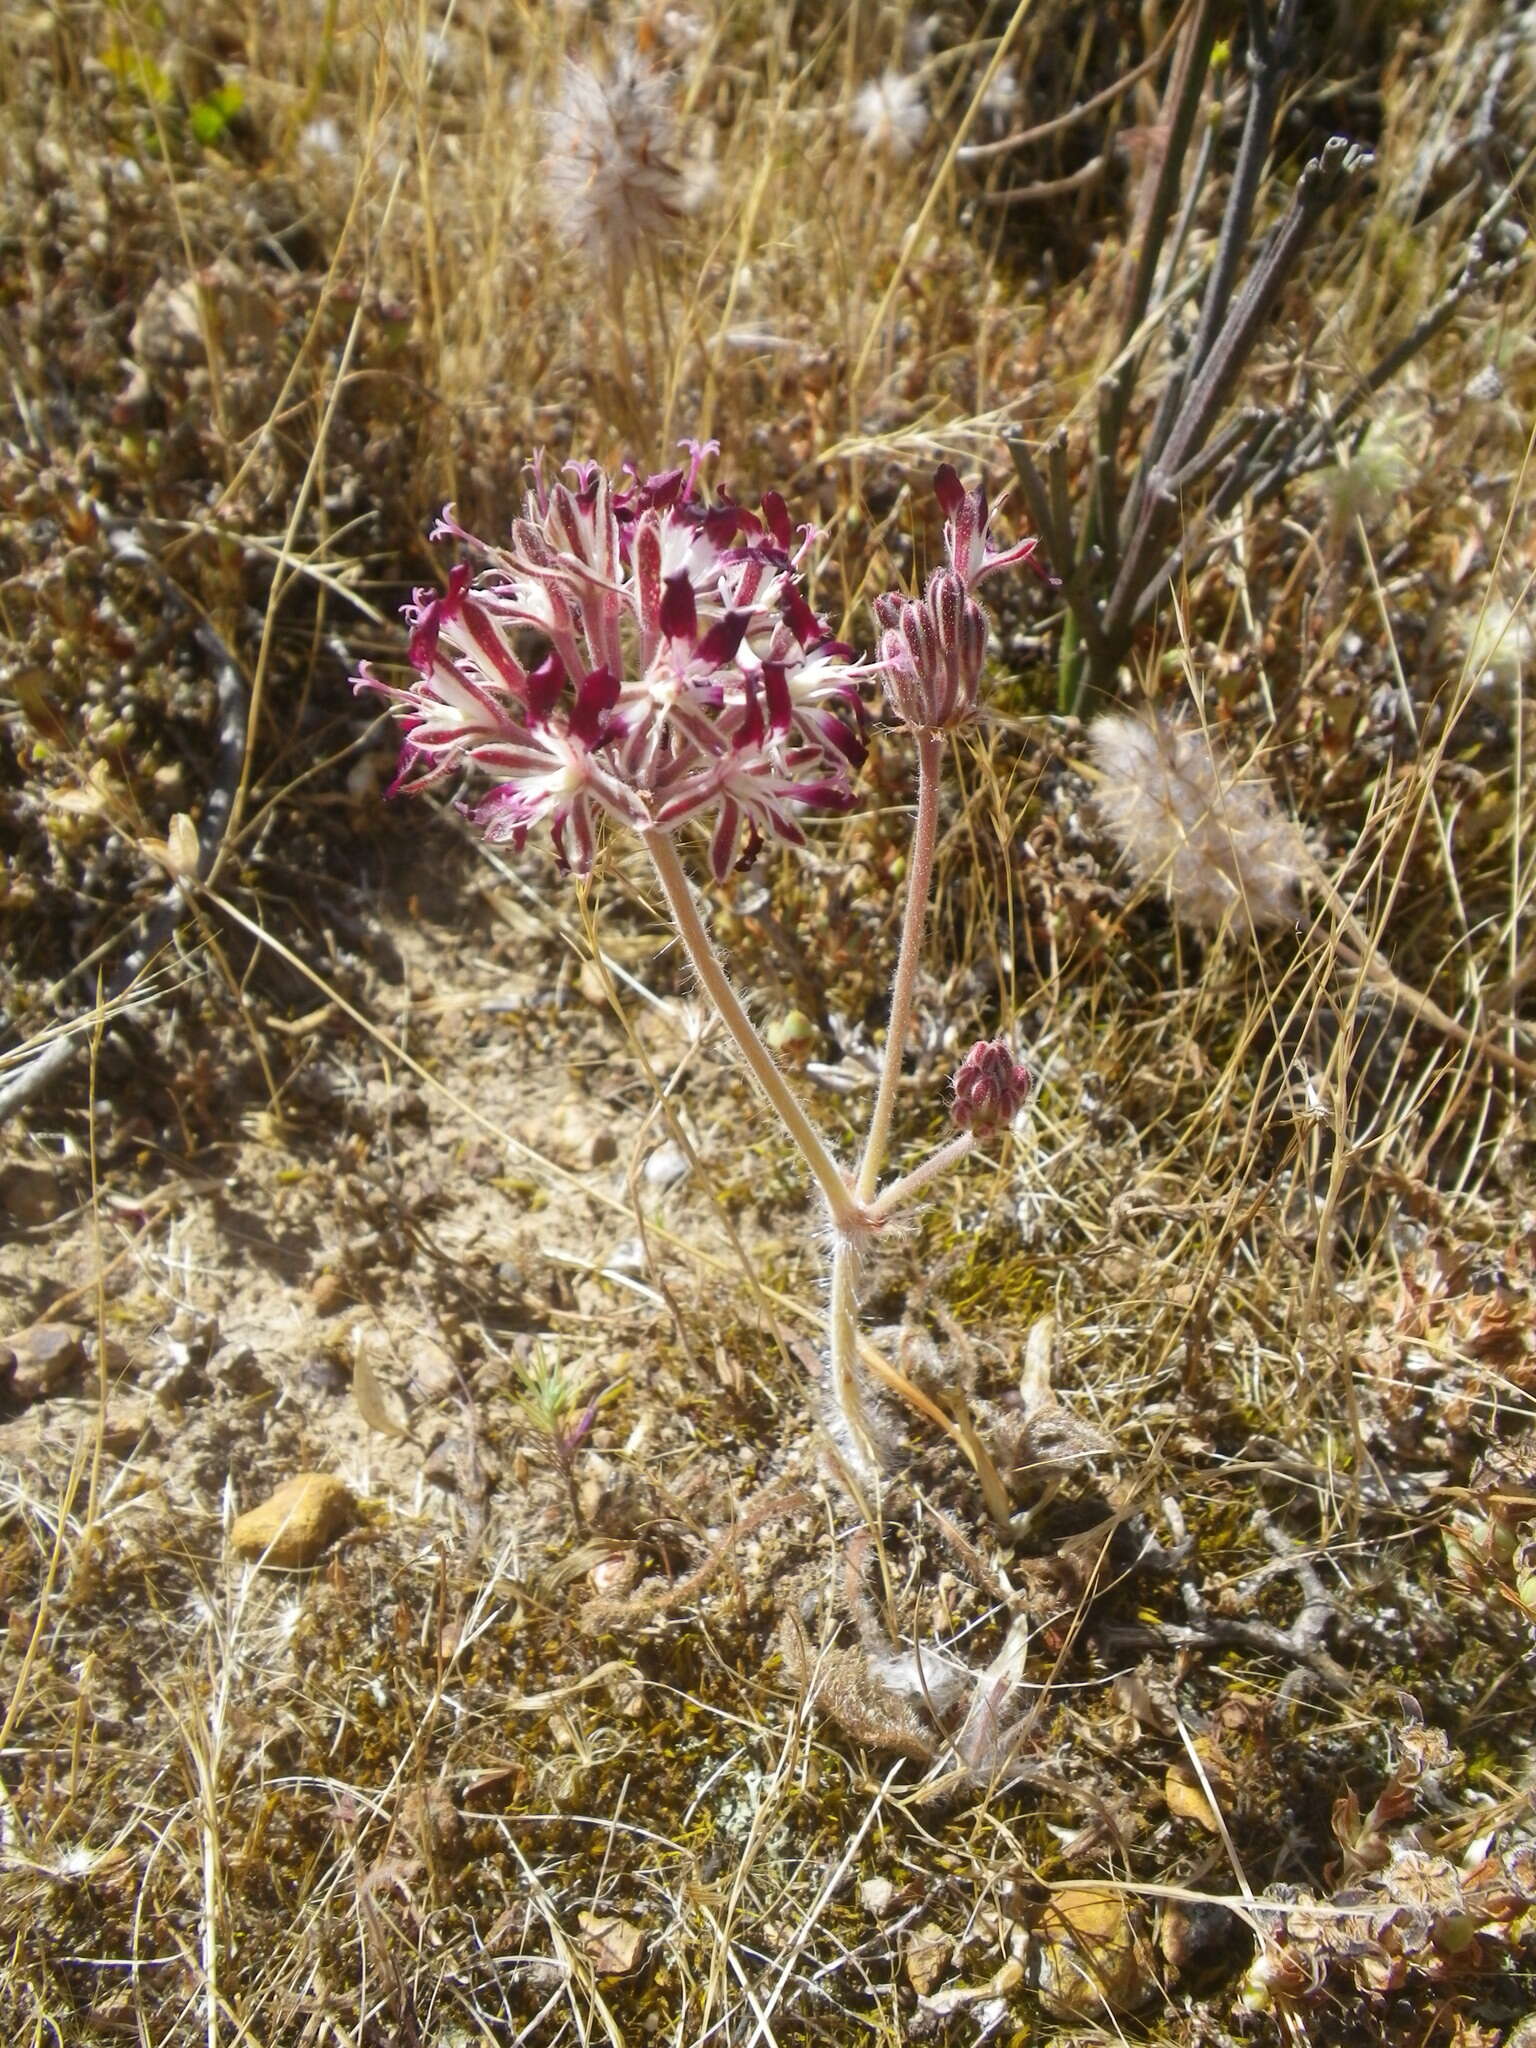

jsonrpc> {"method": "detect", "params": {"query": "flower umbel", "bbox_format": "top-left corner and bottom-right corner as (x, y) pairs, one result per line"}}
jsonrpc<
(872, 467), (1044, 732)
(874, 568), (988, 732)
(354, 451), (1042, 1485)
(354, 445), (865, 878)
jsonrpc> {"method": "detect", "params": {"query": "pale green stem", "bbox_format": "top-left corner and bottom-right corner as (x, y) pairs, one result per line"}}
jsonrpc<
(643, 828), (860, 1234)
(857, 729), (944, 1203)
(827, 1232), (876, 1466)
(867, 1130), (975, 1226)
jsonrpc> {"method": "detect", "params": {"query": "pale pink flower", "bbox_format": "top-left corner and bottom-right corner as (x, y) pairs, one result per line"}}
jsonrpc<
(354, 444), (866, 879)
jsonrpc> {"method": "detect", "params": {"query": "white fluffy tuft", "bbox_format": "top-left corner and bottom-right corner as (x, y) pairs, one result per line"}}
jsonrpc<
(543, 53), (685, 282)
(1089, 712), (1306, 936)
(850, 69), (928, 161)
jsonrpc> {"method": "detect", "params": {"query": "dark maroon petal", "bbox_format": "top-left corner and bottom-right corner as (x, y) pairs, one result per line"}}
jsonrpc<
(703, 503), (747, 549)
(736, 671), (764, 751)
(708, 798), (739, 881)
(403, 605), (438, 676)
(779, 583), (822, 648)
(734, 819), (763, 872)
(659, 570), (698, 643)
(406, 569), (463, 671)
(934, 464), (965, 517)
(638, 464), (686, 511)
(787, 777), (855, 814)
(761, 491), (792, 550)
(526, 651), (566, 723)
(550, 810), (572, 870)
(570, 462), (603, 516)
(385, 743), (429, 797)
(696, 610), (749, 666)
(570, 665), (621, 746)
(460, 593), (529, 694)
(815, 710), (866, 768)
(760, 661), (791, 736)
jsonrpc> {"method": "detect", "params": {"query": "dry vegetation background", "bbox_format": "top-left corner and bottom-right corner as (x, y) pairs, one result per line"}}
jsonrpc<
(4, 0), (1536, 2042)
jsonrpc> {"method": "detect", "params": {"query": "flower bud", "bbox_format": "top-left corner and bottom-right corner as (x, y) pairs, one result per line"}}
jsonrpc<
(876, 569), (989, 731)
(767, 1008), (818, 1066)
(950, 1039), (1032, 1136)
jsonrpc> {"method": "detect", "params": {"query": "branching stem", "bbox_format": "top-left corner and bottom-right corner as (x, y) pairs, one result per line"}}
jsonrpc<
(643, 828), (860, 1233)
(858, 730), (944, 1203)
(868, 1131), (975, 1225)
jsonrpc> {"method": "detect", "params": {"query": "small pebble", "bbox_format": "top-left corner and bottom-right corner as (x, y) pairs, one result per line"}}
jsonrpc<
(230, 1473), (356, 1568)
(1029, 1886), (1158, 2020)
(309, 1270), (349, 1315)
(905, 1924), (952, 1996)
(0, 1162), (63, 1225)
(604, 1238), (647, 1279)
(6, 1322), (85, 1401)
(643, 1140), (689, 1190)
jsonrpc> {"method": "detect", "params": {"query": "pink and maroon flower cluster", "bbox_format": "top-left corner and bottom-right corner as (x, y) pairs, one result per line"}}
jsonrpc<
(355, 448), (1040, 874)
(354, 441), (863, 878)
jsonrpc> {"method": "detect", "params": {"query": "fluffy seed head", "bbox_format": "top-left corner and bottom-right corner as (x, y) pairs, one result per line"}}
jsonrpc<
(543, 53), (684, 282)
(1089, 712), (1306, 937)
(850, 69), (928, 160)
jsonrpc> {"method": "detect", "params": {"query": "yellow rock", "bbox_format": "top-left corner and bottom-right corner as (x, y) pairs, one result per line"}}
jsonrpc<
(904, 1923), (951, 1996)
(1165, 1739), (1236, 1834)
(231, 1473), (356, 1568)
(1030, 1885), (1158, 2020)
(578, 1911), (647, 1977)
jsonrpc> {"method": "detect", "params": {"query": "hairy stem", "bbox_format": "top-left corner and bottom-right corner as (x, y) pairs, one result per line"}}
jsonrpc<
(827, 1232), (877, 1468)
(642, 828), (859, 1232)
(868, 1130), (975, 1225)
(858, 730), (944, 1203)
